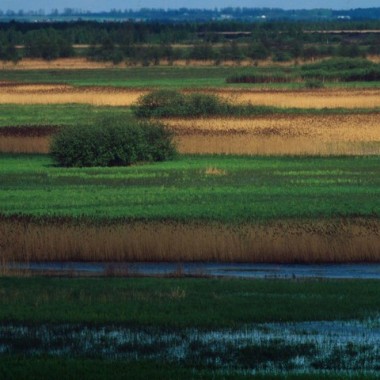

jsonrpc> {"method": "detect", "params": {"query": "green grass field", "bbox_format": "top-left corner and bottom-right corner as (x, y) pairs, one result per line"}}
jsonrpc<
(0, 105), (132, 127)
(0, 154), (379, 222)
(1, 278), (379, 379)
(1, 60), (380, 379)
(1, 67), (379, 89)
(2, 104), (380, 129)
(0, 277), (378, 326)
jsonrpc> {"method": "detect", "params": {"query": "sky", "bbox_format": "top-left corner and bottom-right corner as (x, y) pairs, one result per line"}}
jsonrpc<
(1, 1), (380, 12)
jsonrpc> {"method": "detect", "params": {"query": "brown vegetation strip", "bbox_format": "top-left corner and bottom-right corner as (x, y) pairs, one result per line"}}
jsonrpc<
(0, 83), (379, 108)
(0, 85), (147, 106)
(1, 217), (379, 264)
(2, 113), (380, 155)
(0, 58), (310, 70)
(0, 126), (61, 137)
(169, 114), (380, 155)
(2, 57), (380, 70)
(209, 89), (380, 109)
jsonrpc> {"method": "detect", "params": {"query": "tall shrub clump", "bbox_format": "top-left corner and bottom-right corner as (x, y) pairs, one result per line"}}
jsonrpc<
(50, 116), (176, 167)
(133, 90), (230, 117)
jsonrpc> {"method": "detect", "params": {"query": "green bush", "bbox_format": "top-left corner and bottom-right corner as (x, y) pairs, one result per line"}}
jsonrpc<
(133, 90), (186, 118)
(133, 90), (230, 117)
(50, 116), (176, 167)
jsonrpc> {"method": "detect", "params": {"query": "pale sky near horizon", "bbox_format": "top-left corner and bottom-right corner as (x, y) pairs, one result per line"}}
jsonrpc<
(1, 1), (380, 12)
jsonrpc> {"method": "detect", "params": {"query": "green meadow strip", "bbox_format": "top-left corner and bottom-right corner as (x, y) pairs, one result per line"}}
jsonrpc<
(0, 278), (379, 326)
(0, 104), (380, 128)
(0, 154), (379, 222)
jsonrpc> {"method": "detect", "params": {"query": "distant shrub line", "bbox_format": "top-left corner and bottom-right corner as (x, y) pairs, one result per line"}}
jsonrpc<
(132, 89), (380, 118)
(133, 90), (293, 118)
(226, 58), (380, 84)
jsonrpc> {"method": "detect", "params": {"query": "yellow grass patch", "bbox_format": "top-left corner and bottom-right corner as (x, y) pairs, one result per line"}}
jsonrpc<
(2, 113), (380, 155)
(168, 114), (380, 155)
(0, 58), (126, 70)
(1, 218), (379, 263)
(0, 85), (146, 106)
(0, 58), (299, 70)
(0, 83), (379, 109)
(210, 89), (380, 109)
(204, 167), (226, 176)
(0, 136), (50, 154)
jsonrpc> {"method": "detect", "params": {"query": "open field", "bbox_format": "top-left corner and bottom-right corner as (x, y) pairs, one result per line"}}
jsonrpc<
(2, 113), (380, 155)
(0, 104), (132, 127)
(1, 66), (380, 90)
(0, 277), (378, 326)
(215, 89), (380, 109)
(0, 154), (379, 263)
(0, 278), (379, 377)
(0, 84), (146, 106)
(1, 84), (380, 108)
(167, 114), (380, 155)
(1, 154), (378, 222)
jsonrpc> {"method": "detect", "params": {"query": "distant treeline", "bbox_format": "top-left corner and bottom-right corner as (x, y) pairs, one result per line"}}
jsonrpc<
(1, 7), (380, 21)
(0, 20), (380, 63)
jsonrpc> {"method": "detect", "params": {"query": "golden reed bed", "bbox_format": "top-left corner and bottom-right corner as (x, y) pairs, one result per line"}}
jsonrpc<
(2, 57), (380, 70)
(2, 114), (379, 155)
(0, 58), (333, 70)
(0, 84), (380, 108)
(168, 114), (380, 155)
(1, 218), (379, 264)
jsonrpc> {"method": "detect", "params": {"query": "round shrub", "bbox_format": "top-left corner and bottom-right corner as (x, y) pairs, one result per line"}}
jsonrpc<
(133, 90), (230, 118)
(50, 116), (176, 167)
(133, 90), (186, 117)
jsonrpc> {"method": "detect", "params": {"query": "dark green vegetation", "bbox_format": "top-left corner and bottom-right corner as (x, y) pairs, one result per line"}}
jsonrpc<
(0, 358), (378, 380)
(51, 116), (175, 167)
(0, 154), (379, 222)
(1, 18), (380, 63)
(227, 58), (380, 83)
(2, 104), (380, 132)
(134, 90), (235, 117)
(1, 66), (380, 89)
(0, 278), (378, 326)
(1, 358), (376, 380)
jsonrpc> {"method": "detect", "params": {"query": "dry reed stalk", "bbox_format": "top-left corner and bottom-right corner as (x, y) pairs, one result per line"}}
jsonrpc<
(3, 111), (380, 155)
(165, 114), (380, 155)
(175, 136), (380, 155)
(0, 58), (296, 70)
(3, 135), (378, 155)
(0, 137), (50, 153)
(1, 218), (379, 264)
(0, 87), (146, 106)
(212, 89), (380, 109)
(0, 58), (127, 70)
(165, 114), (380, 141)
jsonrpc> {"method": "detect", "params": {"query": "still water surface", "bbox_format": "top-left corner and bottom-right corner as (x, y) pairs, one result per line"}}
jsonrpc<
(9, 262), (380, 279)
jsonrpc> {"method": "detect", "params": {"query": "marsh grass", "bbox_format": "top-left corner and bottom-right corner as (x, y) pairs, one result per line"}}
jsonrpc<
(2, 113), (380, 155)
(1, 218), (379, 263)
(1, 357), (378, 380)
(0, 136), (50, 153)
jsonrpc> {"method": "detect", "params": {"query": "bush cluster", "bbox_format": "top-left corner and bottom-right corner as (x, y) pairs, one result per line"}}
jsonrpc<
(133, 90), (232, 118)
(50, 116), (176, 167)
(226, 58), (380, 84)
